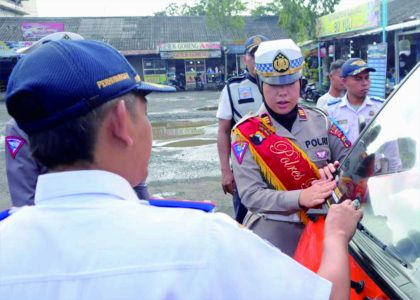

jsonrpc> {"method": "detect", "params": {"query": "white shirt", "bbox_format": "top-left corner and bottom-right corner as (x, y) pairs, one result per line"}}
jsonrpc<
(0, 170), (331, 300)
(216, 74), (263, 123)
(326, 93), (384, 144)
(316, 91), (342, 110)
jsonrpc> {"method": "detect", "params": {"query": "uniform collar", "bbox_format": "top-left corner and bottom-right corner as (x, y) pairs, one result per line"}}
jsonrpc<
(342, 93), (373, 110)
(258, 105), (297, 140)
(246, 73), (257, 84)
(35, 170), (139, 205)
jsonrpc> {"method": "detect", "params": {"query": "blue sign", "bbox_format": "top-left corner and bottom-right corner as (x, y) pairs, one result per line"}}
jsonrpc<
(368, 43), (387, 99)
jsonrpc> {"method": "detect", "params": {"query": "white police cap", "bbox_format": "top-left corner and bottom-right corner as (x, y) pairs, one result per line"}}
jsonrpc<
(255, 39), (304, 85)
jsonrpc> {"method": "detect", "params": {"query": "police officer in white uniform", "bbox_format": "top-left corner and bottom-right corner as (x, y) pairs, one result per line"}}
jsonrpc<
(231, 39), (351, 256)
(326, 58), (384, 144)
(1, 38), (362, 300)
(216, 35), (268, 223)
(5, 32), (150, 206)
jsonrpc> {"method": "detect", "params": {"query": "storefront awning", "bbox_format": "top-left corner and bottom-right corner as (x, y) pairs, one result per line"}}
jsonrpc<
(352, 19), (420, 37)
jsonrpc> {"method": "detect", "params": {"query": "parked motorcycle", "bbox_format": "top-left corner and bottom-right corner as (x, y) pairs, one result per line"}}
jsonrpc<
(302, 81), (322, 103)
(194, 73), (204, 91)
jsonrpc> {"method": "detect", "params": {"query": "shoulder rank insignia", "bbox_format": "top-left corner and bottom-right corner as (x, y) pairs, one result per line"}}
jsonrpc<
(148, 199), (216, 212)
(370, 96), (384, 103)
(327, 98), (342, 106)
(297, 107), (308, 120)
(232, 141), (248, 164)
(6, 136), (25, 159)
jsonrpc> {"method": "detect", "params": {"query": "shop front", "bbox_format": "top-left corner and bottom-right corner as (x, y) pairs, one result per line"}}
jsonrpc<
(159, 42), (222, 89)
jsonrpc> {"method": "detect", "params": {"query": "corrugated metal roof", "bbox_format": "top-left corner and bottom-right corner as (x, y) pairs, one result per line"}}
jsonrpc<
(0, 16), (288, 52)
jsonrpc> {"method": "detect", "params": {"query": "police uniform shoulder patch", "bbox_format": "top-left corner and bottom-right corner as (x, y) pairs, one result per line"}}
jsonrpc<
(232, 141), (248, 164)
(5, 136), (25, 159)
(370, 96), (384, 103)
(148, 198), (216, 212)
(327, 98), (342, 106)
(328, 118), (352, 148)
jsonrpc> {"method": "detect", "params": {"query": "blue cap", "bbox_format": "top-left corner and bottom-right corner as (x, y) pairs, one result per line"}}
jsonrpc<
(341, 58), (376, 77)
(6, 40), (175, 134)
(244, 35), (269, 54)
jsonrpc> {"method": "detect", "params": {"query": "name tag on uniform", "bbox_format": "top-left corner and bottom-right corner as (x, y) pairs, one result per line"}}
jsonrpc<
(238, 87), (254, 104)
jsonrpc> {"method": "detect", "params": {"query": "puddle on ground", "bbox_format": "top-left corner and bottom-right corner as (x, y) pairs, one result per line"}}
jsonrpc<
(152, 119), (216, 140)
(196, 105), (218, 111)
(155, 138), (216, 148)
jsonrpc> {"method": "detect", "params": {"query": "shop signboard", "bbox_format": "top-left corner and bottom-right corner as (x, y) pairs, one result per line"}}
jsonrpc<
(368, 43), (387, 99)
(160, 50), (221, 59)
(159, 42), (221, 52)
(316, 0), (380, 38)
(20, 22), (65, 39)
(0, 41), (34, 57)
(144, 74), (167, 84)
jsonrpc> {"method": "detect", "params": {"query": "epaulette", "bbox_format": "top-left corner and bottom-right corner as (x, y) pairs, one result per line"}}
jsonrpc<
(227, 74), (246, 84)
(370, 96), (385, 103)
(148, 198), (216, 213)
(299, 104), (328, 118)
(327, 98), (342, 106)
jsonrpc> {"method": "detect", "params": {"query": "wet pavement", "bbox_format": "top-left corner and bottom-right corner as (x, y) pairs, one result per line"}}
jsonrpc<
(0, 90), (314, 215)
(0, 91), (234, 215)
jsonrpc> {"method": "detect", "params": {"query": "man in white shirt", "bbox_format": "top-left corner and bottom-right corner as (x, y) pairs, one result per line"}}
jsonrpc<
(1, 39), (362, 300)
(326, 58), (384, 144)
(217, 35), (267, 223)
(317, 59), (346, 110)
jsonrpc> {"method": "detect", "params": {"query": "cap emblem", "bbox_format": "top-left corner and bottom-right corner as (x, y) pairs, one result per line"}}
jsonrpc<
(273, 52), (290, 73)
(351, 60), (366, 67)
(253, 36), (262, 45)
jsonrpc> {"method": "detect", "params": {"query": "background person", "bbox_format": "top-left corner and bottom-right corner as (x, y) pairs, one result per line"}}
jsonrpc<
(317, 59), (346, 110)
(4, 32), (150, 207)
(232, 39), (351, 256)
(326, 58), (383, 144)
(1, 39), (362, 300)
(216, 35), (268, 223)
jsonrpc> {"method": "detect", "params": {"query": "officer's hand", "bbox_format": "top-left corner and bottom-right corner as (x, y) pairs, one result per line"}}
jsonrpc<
(221, 168), (235, 195)
(319, 161), (340, 180)
(324, 199), (363, 244)
(298, 180), (336, 208)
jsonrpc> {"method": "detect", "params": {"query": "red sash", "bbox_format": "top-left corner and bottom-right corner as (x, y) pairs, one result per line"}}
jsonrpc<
(234, 114), (320, 222)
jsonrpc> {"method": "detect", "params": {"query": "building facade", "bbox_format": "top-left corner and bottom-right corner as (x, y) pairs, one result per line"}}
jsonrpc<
(0, 16), (287, 90)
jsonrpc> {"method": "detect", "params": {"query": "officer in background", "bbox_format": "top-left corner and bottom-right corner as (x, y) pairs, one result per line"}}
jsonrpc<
(316, 59), (346, 110)
(4, 32), (150, 207)
(216, 34), (268, 223)
(231, 39), (351, 256)
(1, 38), (362, 300)
(326, 58), (383, 144)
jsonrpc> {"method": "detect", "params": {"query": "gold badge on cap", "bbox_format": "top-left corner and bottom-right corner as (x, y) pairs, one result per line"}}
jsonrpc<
(253, 36), (262, 45)
(273, 52), (290, 73)
(351, 60), (366, 67)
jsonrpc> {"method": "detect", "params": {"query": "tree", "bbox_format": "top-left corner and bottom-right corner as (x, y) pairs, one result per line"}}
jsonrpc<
(251, 0), (340, 42)
(154, 2), (205, 16)
(155, 0), (246, 31)
(205, 0), (246, 30)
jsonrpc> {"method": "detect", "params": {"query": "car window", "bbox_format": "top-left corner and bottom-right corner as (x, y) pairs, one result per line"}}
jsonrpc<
(335, 63), (420, 283)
